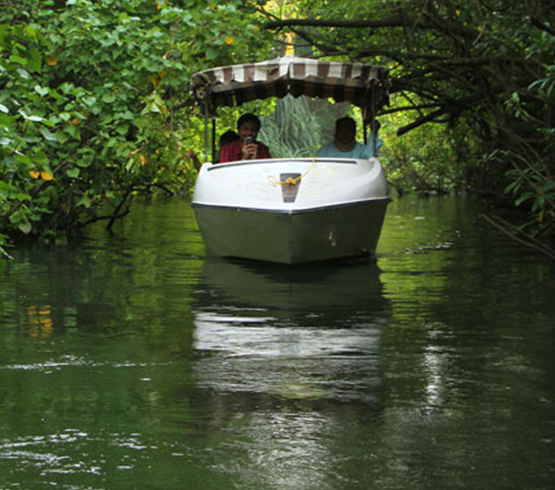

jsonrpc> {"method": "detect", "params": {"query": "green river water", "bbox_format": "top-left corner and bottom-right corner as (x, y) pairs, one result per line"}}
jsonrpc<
(1, 195), (554, 490)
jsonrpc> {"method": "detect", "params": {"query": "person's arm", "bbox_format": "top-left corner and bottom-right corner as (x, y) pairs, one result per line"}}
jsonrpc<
(367, 131), (383, 157)
(364, 133), (384, 158)
(187, 150), (202, 171)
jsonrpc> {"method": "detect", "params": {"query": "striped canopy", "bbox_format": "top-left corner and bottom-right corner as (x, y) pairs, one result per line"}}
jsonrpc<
(191, 56), (390, 113)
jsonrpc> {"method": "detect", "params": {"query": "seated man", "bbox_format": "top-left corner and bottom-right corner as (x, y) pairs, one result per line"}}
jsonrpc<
(316, 116), (383, 159)
(220, 113), (272, 163)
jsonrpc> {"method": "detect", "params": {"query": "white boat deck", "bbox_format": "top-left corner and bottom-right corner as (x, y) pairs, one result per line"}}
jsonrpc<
(193, 157), (389, 211)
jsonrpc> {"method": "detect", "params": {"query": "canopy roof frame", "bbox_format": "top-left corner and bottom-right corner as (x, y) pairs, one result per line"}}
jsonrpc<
(190, 56), (391, 161)
(191, 55), (390, 115)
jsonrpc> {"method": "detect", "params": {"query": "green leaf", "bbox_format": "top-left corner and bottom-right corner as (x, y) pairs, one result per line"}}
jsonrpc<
(102, 93), (116, 104)
(0, 103), (8, 113)
(116, 124), (129, 135)
(67, 168), (80, 178)
(34, 151), (49, 166)
(0, 25), (10, 46)
(18, 222), (32, 234)
(76, 196), (91, 208)
(10, 54), (28, 65)
(34, 85), (49, 97)
(28, 47), (42, 73)
(16, 68), (31, 79)
(82, 96), (97, 107)
(0, 114), (14, 125)
(39, 127), (58, 142)
(40, 119), (56, 128)
(76, 158), (92, 168)
(65, 125), (80, 139)
(118, 110), (134, 120)
(515, 193), (533, 206)
(24, 26), (37, 40)
(56, 131), (69, 144)
(14, 154), (32, 165)
(205, 47), (218, 60)
(14, 193), (31, 201)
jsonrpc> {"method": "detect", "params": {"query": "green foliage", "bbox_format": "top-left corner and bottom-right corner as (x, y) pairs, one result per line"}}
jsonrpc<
(380, 116), (468, 195)
(0, 0), (273, 248)
(258, 95), (348, 158)
(500, 27), (555, 234)
(262, 0), (555, 234)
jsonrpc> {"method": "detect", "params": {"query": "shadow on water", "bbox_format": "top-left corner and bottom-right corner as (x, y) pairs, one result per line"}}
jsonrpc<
(191, 258), (391, 409)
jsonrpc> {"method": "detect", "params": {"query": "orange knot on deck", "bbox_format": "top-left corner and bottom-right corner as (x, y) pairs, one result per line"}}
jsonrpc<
(271, 175), (302, 186)
(268, 158), (316, 187)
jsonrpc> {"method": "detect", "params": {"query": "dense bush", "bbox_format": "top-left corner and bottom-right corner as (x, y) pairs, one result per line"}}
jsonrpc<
(0, 0), (272, 254)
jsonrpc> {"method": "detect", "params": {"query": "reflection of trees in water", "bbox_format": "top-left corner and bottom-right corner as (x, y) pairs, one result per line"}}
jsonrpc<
(192, 259), (391, 409)
(0, 199), (203, 342)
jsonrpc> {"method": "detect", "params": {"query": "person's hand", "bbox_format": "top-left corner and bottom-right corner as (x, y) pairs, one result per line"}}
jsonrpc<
(242, 141), (257, 160)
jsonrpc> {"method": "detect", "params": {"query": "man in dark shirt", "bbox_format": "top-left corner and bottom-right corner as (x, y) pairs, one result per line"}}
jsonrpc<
(220, 113), (272, 163)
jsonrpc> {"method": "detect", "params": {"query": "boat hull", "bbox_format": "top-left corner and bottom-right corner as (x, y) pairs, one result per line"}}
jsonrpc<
(192, 157), (391, 264)
(193, 198), (390, 264)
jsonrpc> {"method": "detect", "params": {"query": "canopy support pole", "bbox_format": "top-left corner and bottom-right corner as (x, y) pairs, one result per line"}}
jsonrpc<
(371, 82), (377, 158)
(204, 103), (209, 163)
(363, 118), (368, 144)
(212, 118), (216, 163)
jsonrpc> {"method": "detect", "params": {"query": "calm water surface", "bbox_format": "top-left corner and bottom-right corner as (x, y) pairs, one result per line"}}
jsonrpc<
(1, 196), (554, 490)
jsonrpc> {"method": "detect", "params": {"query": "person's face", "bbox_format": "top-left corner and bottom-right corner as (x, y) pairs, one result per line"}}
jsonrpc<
(238, 121), (259, 142)
(335, 122), (356, 145)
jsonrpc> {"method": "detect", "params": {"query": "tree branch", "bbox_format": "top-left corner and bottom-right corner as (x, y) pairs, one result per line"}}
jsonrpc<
(529, 16), (555, 36)
(77, 207), (132, 229)
(396, 107), (449, 136)
(380, 103), (443, 115)
(481, 214), (555, 260)
(264, 15), (477, 39)
(264, 16), (410, 30)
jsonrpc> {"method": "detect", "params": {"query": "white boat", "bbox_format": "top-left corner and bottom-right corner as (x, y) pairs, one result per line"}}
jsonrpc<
(190, 56), (391, 264)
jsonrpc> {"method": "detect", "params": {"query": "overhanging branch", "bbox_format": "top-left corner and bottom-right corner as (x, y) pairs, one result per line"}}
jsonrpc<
(397, 107), (449, 136)
(264, 16), (477, 39)
(529, 16), (555, 36)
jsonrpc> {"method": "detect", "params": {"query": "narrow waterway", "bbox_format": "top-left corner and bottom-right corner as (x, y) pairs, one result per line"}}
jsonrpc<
(1, 195), (554, 490)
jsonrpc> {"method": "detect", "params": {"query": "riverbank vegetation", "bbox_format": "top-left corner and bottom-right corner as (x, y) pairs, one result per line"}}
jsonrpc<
(0, 0), (273, 255)
(1, 0), (554, 257)
(264, 0), (554, 236)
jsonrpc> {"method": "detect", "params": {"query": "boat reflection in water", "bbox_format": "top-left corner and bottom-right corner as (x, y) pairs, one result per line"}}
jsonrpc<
(192, 259), (391, 406)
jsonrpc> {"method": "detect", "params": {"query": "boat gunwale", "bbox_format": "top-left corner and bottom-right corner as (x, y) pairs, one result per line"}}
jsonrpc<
(205, 157), (361, 171)
(191, 196), (392, 215)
